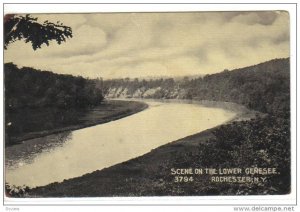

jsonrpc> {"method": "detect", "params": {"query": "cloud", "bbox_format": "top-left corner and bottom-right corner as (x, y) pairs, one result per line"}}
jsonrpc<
(4, 11), (289, 79)
(45, 25), (108, 57)
(32, 14), (88, 30)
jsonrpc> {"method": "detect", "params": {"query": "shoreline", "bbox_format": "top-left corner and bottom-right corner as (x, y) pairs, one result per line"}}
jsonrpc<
(6, 100), (149, 146)
(114, 97), (264, 122)
(24, 99), (268, 197)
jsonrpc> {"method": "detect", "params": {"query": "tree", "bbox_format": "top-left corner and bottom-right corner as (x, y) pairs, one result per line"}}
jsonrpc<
(4, 14), (72, 50)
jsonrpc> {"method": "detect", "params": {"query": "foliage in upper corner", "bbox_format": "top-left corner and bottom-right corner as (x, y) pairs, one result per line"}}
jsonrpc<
(4, 14), (73, 50)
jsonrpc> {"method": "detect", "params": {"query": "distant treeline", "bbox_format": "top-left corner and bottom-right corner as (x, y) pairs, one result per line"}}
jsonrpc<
(5, 63), (104, 109)
(104, 58), (290, 118)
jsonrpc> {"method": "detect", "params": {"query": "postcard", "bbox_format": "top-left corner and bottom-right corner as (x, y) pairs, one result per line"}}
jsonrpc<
(3, 7), (293, 204)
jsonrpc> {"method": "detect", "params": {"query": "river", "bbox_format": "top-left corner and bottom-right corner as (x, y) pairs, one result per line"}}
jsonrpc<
(5, 100), (236, 188)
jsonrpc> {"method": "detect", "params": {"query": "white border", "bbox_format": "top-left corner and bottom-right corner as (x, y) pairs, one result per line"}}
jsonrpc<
(1, 2), (298, 208)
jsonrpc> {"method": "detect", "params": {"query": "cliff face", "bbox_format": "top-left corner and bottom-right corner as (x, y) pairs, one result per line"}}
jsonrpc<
(106, 86), (185, 99)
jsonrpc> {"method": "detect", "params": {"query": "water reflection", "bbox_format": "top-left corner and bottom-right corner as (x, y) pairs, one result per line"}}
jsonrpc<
(5, 107), (86, 146)
(5, 101), (236, 188)
(5, 132), (72, 169)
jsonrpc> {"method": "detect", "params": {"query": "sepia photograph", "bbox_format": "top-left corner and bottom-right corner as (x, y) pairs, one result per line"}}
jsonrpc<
(3, 8), (292, 201)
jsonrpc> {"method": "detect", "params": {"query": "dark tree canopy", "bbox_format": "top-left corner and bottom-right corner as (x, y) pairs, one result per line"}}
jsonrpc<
(4, 14), (73, 50)
(4, 62), (104, 109)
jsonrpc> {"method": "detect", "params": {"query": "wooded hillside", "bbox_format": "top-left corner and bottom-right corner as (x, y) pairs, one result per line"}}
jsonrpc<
(104, 58), (290, 118)
(5, 63), (104, 109)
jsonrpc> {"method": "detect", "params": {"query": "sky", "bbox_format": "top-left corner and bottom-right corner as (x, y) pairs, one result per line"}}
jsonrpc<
(4, 11), (290, 79)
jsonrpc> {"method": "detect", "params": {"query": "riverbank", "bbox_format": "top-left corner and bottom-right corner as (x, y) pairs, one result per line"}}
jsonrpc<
(7, 100), (237, 188)
(26, 110), (289, 197)
(6, 100), (148, 146)
(27, 109), (290, 197)
(22, 98), (291, 197)
(120, 98), (264, 122)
